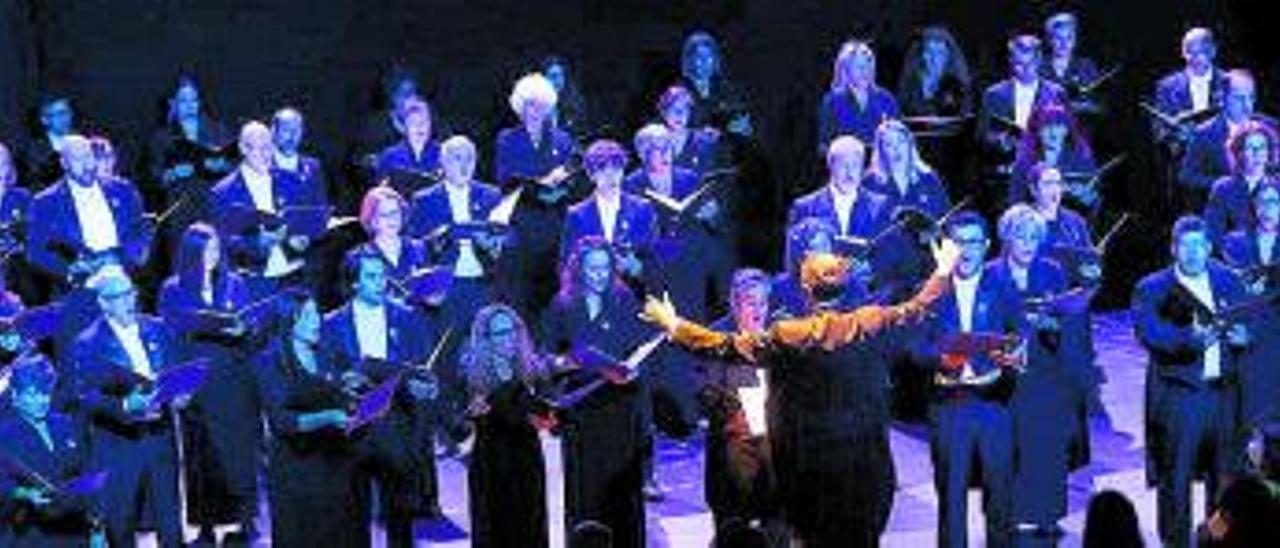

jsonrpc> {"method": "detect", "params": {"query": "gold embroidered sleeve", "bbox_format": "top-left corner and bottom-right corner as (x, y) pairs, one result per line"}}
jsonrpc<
(669, 274), (949, 359)
(819, 273), (950, 348)
(670, 319), (772, 365)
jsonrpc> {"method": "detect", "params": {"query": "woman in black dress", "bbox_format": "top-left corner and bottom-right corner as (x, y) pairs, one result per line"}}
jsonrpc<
(143, 75), (235, 279)
(897, 26), (973, 120)
(462, 303), (554, 548)
(255, 292), (369, 548)
(157, 223), (259, 544)
(541, 236), (649, 548)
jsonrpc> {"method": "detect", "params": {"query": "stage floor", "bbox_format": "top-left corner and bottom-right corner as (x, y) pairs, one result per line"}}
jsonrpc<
(424, 311), (1172, 547)
(180, 311), (1182, 546)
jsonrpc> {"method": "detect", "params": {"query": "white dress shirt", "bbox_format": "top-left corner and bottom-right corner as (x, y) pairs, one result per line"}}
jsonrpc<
(830, 186), (858, 236)
(1008, 261), (1029, 292)
(48, 133), (68, 155)
(352, 299), (388, 361)
(1189, 71), (1212, 112)
(68, 181), (121, 252)
(1260, 233), (1276, 265)
(596, 193), (622, 243)
(446, 182), (484, 278)
(240, 166), (276, 213)
(739, 370), (769, 436)
(241, 166), (294, 276)
(1175, 268), (1221, 380)
(1013, 79), (1040, 128)
(108, 318), (154, 379)
(953, 272), (981, 333)
(274, 150), (300, 173)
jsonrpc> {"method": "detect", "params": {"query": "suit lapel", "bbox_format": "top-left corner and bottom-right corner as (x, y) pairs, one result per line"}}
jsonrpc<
(57, 184), (85, 245)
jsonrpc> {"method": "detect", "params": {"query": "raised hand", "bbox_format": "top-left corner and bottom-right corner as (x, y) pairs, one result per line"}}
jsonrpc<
(640, 292), (680, 332)
(930, 238), (961, 277)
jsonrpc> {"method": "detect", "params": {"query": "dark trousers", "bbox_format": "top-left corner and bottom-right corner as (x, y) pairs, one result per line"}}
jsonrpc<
(358, 415), (424, 548)
(93, 429), (183, 548)
(1157, 384), (1237, 548)
(1012, 376), (1074, 526)
(931, 399), (1014, 548)
(705, 408), (780, 536)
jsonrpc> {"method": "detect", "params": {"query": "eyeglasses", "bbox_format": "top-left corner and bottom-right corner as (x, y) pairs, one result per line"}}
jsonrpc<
(487, 327), (517, 339)
(99, 288), (136, 301)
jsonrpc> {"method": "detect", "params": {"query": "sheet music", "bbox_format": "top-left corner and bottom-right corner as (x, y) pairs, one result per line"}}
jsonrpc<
(488, 187), (523, 225)
(263, 245), (303, 279)
(738, 373), (769, 435)
(328, 215), (359, 230)
(622, 332), (667, 374)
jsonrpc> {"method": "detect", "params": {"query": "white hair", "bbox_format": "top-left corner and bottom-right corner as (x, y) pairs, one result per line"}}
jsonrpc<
(633, 124), (672, 157)
(239, 120), (271, 144)
(508, 73), (558, 115)
(1182, 27), (1214, 53)
(826, 135), (866, 168)
(441, 135), (477, 157)
(998, 203), (1047, 244)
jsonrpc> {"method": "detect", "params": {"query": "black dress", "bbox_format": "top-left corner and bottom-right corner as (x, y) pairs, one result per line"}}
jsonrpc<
(158, 274), (260, 527)
(255, 343), (369, 548)
(541, 290), (647, 548)
(467, 379), (549, 548)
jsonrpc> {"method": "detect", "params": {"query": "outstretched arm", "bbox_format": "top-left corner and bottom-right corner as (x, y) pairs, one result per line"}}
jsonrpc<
(644, 239), (959, 362)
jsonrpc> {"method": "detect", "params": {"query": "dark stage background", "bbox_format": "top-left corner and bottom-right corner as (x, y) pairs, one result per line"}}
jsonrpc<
(1, 0), (1274, 306)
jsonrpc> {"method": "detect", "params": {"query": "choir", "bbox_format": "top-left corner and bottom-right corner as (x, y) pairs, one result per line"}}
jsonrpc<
(2, 10), (1279, 548)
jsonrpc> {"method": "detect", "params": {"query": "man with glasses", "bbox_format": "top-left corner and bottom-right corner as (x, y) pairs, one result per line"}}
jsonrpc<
(69, 265), (184, 548)
(1134, 215), (1251, 547)
(697, 268), (785, 543)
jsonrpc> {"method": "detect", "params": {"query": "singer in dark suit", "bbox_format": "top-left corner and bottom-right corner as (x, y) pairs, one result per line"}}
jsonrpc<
(321, 250), (439, 548)
(70, 268), (183, 548)
(1133, 215), (1251, 548)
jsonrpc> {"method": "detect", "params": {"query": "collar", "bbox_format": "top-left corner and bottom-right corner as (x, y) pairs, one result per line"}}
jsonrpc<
(1187, 69), (1213, 85)
(595, 190), (622, 209)
(953, 270), (982, 289)
(240, 164), (271, 185)
(1175, 265), (1211, 287)
(67, 179), (103, 197)
(829, 183), (858, 203)
(445, 179), (470, 195)
(352, 297), (385, 315)
(274, 150), (299, 168)
(1014, 78), (1040, 94)
(105, 315), (141, 335)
